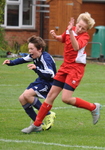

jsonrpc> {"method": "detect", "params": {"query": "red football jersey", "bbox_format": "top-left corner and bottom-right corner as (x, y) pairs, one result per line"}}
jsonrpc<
(61, 26), (90, 65)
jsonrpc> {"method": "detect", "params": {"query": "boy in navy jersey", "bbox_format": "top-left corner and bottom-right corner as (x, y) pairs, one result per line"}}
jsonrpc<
(3, 35), (56, 131)
(19, 12), (101, 134)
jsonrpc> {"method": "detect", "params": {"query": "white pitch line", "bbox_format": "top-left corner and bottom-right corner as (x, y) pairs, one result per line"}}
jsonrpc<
(0, 84), (25, 86)
(53, 105), (105, 109)
(0, 139), (105, 150)
(0, 105), (105, 112)
(0, 106), (75, 112)
(0, 106), (81, 112)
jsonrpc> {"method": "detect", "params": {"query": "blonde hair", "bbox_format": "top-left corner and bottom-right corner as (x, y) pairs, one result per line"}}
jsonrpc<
(77, 12), (95, 30)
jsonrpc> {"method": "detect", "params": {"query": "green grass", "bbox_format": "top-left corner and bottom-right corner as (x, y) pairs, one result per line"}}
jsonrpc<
(0, 58), (105, 150)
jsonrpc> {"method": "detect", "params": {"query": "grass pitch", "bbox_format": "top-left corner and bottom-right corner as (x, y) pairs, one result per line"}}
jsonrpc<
(0, 57), (105, 150)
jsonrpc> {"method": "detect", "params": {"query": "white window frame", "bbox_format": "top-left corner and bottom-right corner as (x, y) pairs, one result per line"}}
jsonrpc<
(1, 0), (36, 29)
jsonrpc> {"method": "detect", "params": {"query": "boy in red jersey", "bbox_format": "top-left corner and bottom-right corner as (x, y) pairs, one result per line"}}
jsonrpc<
(21, 12), (101, 134)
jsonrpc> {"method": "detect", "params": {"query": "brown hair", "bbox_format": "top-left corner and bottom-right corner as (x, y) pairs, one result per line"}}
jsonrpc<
(27, 35), (46, 51)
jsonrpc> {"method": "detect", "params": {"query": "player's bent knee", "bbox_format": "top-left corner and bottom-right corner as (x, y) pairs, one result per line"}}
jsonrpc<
(19, 95), (22, 103)
(62, 97), (73, 105)
(19, 94), (25, 103)
(62, 97), (68, 103)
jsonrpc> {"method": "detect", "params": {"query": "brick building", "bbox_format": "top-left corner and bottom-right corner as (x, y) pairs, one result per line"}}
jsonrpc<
(2, 0), (105, 56)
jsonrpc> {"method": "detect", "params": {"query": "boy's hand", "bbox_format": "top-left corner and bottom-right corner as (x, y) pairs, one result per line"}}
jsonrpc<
(50, 30), (57, 39)
(27, 64), (36, 70)
(2, 59), (10, 65)
(68, 17), (75, 32)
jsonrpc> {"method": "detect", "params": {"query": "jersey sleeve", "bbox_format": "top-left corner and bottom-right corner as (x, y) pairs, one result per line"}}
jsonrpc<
(77, 33), (90, 49)
(7, 55), (33, 66)
(61, 31), (66, 43)
(34, 53), (56, 80)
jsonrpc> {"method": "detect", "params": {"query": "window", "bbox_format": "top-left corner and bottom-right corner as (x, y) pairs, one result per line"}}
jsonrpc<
(2, 0), (36, 29)
(7, 5), (19, 26)
(23, 0), (32, 25)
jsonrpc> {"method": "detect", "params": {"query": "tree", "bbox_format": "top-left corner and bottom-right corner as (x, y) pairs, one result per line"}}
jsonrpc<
(0, 1), (8, 51)
(0, 0), (5, 24)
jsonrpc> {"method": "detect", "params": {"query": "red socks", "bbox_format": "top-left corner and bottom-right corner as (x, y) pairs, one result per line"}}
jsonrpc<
(34, 102), (52, 126)
(34, 98), (96, 126)
(74, 97), (96, 111)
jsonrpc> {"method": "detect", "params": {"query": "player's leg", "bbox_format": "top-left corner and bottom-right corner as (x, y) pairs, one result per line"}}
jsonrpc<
(19, 89), (37, 121)
(21, 81), (58, 132)
(30, 82), (57, 130)
(21, 72), (65, 133)
(61, 67), (101, 125)
(21, 85), (62, 133)
(62, 88), (96, 110)
(62, 85), (101, 125)
(19, 89), (45, 119)
(32, 97), (50, 115)
(33, 81), (63, 127)
(19, 89), (46, 131)
(32, 96), (56, 130)
(19, 86), (45, 121)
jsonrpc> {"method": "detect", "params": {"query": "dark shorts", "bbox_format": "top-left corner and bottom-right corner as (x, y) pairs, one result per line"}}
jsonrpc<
(53, 79), (75, 91)
(27, 80), (52, 99)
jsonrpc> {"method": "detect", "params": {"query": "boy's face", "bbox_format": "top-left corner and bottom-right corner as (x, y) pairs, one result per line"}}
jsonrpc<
(75, 19), (88, 35)
(28, 43), (42, 59)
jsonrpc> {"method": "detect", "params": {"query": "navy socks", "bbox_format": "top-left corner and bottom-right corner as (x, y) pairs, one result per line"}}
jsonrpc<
(22, 103), (37, 121)
(22, 98), (50, 120)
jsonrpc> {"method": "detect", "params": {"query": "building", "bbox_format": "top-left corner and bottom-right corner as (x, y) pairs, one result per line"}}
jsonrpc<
(2, 0), (105, 56)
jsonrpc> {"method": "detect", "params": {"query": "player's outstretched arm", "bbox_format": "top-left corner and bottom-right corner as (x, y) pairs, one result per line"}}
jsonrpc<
(2, 59), (10, 65)
(50, 30), (62, 42)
